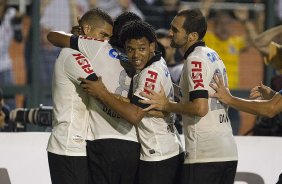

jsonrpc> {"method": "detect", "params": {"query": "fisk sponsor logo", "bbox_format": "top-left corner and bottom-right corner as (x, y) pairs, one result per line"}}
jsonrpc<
(144, 70), (158, 94)
(72, 53), (94, 74)
(191, 61), (204, 89)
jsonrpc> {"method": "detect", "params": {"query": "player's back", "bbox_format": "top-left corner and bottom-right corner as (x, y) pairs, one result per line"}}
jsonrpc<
(48, 48), (92, 156)
(72, 36), (138, 142)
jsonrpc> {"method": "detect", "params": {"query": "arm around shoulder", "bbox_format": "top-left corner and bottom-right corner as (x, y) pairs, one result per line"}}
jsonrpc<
(166, 98), (208, 117)
(47, 31), (72, 48)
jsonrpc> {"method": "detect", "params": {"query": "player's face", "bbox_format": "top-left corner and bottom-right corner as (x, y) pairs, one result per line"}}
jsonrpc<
(125, 37), (155, 70)
(88, 22), (113, 40)
(169, 16), (189, 49)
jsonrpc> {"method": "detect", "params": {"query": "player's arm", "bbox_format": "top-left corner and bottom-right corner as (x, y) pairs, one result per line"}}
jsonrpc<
(210, 74), (282, 118)
(79, 78), (145, 125)
(62, 49), (98, 84)
(47, 31), (72, 48)
(227, 93), (282, 118)
(111, 94), (165, 117)
(252, 25), (282, 56)
(140, 85), (208, 117)
(140, 58), (209, 117)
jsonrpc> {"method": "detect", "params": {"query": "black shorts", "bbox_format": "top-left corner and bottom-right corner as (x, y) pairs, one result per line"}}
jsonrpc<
(277, 173), (282, 184)
(86, 139), (140, 184)
(181, 160), (238, 184)
(47, 152), (88, 184)
(137, 153), (184, 184)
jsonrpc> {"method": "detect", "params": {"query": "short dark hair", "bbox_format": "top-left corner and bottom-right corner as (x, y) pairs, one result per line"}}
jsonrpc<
(119, 20), (157, 47)
(80, 8), (113, 27)
(110, 12), (141, 47)
(177, 9), (207, 40)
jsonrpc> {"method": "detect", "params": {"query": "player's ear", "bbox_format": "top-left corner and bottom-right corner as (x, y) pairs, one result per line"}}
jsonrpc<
(82, 24), (91, 35)
(188, 32), (199, 42)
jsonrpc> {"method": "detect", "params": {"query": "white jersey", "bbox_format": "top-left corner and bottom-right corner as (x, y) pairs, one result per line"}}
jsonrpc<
(47, 48), (94, 156)
(132, 53), (183, 161)
(0, 8), (16, 72)
(70, 36), (138, 142)
(179, 42), (238, 164)
(167, 63), (183, 84)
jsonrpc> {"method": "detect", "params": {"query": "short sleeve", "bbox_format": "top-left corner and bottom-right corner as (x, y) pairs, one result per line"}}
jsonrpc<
(62, 50), (96, 85)
(186, 57), (209, 100)
(131, 68), (162, 108)
(76, 36), (106, 59)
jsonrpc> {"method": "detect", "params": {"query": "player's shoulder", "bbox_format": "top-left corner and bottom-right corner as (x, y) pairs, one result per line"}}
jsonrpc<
(60, 48), (80, 56)
(58, 48), (87, 61)
(189, 46), (219, 62)
(77, 36), (108, 49)
(78, 35), (107, 42)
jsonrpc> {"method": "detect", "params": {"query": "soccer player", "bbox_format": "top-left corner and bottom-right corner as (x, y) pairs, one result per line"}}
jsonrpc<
(79, 20), (184, 184)
(140, 9), (238, 184)
(46, 8), (113, 184)
(47, 12), (142, 184)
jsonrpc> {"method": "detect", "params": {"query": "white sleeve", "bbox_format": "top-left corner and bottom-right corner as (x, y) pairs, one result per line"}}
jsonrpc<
(77, 36), (106, 59)
(62, 50), (96, 85)
(133, 68), (162, 100)
(186, 56), (209, 93)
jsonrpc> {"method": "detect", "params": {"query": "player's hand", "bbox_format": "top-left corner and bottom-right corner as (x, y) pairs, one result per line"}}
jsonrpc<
(71, 25), (84, 36)
(249, 81), (275, 100)
(139, 84), (169, 111)
(209, 74), (232, 104)
(71, 16), (84, 36)
(78, 77), (107, 99)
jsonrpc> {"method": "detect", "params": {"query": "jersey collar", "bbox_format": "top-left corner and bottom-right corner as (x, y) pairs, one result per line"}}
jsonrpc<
(143, 51), (162, 69)
(183, 41), (206, 60)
